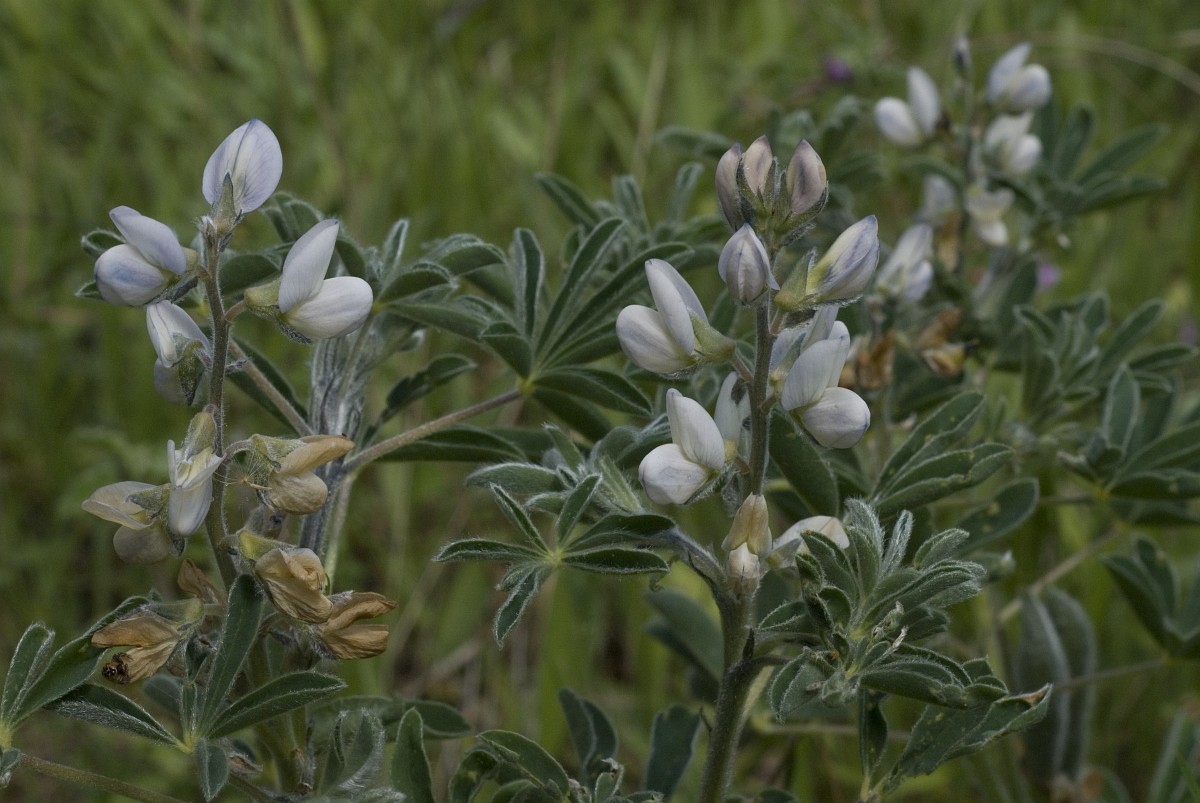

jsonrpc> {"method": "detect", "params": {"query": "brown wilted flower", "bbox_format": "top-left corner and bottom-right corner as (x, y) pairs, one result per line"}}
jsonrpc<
(250, 434), (353, 515)
(91, 603), (199, 684)
(254, 546), (332, 623)
(316, 592), (397, 660)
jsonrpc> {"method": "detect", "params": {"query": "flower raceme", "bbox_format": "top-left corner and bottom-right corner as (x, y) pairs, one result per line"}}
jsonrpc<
(638, 389), (730, 505)
(244, 219), (375, 342)
(616, 259), (733, 375)
(94, 207), (193, 306)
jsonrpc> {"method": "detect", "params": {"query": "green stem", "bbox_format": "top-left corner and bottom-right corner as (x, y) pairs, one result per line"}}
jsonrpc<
(343, 388), (522, 472)
(17, 753), (188, 803)
(201, 229), (237, 589)
(227, 339), (314, 435)
(697, 597), (756, 803)
(1054, 657), (1167, 691)
(321, 468), (358, 579)
(746, 304), (774, 496)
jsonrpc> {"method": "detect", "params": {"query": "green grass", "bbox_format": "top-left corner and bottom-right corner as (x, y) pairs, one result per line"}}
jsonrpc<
(1, 0), (1199, 799)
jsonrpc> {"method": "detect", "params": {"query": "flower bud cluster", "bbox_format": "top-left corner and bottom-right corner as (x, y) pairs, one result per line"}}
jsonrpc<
(716, 136), (828, 241)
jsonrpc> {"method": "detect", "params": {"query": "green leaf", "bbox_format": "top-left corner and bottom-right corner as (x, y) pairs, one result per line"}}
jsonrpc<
(467, 463), (562, 496)
(220, 251), (280, 296)
(379, 425), (526, 463)
(1096, 300), (1164, 377)
(195, 575), (264, 737)
(0, 747), (20, 781)
(495, 567), (547, 646)
(1121, 420), (1200, 474)
(479, 730), (572, 792)
(887, 686), (1051, 789)
(47, 683), (177, 745)
(872, 444), (1013, 517)
(323, 711), (387, 793)
(769, 413), (839, 515)
(532, 388), (614, 442)
(644, 705), (701, 796)
(1050, 105), (1095, 178)
(534, 368), (651, 415)
(392, 709), (435, 803)
(1102, 537), (1175, 647)
(491, 485), (550, 552)
(1042, 590), (1097, 781)
(483, 321), (534, 376)
(559, 688), (617, 780)
(378, 262), (455, 303)
(450, 749), (500, 803)
(563, 548), (669, 576)
(195, 738), (229, 801)
(228, 338), (308, 428)
(386, 297), (496, 341)
(534, 173), (602, 227)
(644, 590), (722, 683)
(209, 671), (345, 739)
(653, 125), (733, 159)
(1, 623), (54, 725)
(875, 393), (986, 493)
(767, 657), (825, 718)
(1078, 124), (1166, 183)
(956, 479), (1040, 553)
(10, 630), (106, 727)
(860, 692), (888, 782)
(667, 162), (705, 223)
(1102, 365), (1140, 454)
(1110, 470), (1200, 500)
(435, 538), (545, 564)
(538, 217), (626, 352)
(555, 473), (602, 545)
(613, 174), (649, 233)
(405, 699), (471, 739)
(511, 228), (545, 339)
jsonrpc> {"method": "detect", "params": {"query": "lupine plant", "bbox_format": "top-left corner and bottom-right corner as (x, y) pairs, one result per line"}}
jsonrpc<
(1, 35), (1197, 803)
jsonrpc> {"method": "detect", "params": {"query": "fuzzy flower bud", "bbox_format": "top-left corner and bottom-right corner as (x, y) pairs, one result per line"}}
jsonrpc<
(202, 119), (283, 218)
(986, 43), (1052, 113)
(94, 207), (190, 306)
(786, 140), (829, 224)
(316, 591), (397, 659)
(722, 494), (772, 556)
(727, 543), (761, 596)
(718, 225), (776, 304)
(638, 390), (727, 505)
(254, 546), (332, 623)
(716, 142), (744, 229)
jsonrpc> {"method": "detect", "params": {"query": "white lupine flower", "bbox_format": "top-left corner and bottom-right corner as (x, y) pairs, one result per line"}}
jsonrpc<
(638, 390), (727, 505)
(82, 481), (175, 564)
(965, 183), (1015, 247)
(166, 412), (221, 538)
(986, 43), (1052, 113)
(875, 68), (940, 148)
(769, 515), (850, 567)
(920, 175), (959, 225)
(94, 207), (187, 306)
(875, 223), (934, 303)
(617, 259), (729, 375)
(718, 225), (776, 304)
(278, 220), (374, 340)
(202, 119), (283, 215)
(984, 113), (1042, 175)
(714, 372), (749, 456)
(778, 216), (879, 309)
(146, 302), (210, 405)
(799, 387), (872, 448)
(781, 332), (851, 411)
(727, 543), (761, 595)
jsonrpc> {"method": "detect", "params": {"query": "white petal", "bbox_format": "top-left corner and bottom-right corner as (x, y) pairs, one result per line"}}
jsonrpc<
(906, 67), (941, 136)
(146, 302), (207, 364)
(280, 219), (340, 312)
(616, 306), (692, 374)
(202, 119), (283, 213)
(718, 225), (775, 303)
(716, 143), (743, 229)
(109, 207), (186, 275)
(1004, 65), (1052, 112)
(874, 98), (924, 148)
(114, 523), (175, 564)
(95, 245), (171, 306)
(800, 387), (871, 448)
(787, 515), (850, 548)
(638, 444), (713, 505)
(987, 42), (1031, 103)
(742, 135), (774, 197)
(284, 276), (373, 340)
(714, 372), (746, 445)
(168, 481), (212, 537)
(666, 390), (725, 470)
(82, 481), (158, 528)
(782, 339), (845, 411)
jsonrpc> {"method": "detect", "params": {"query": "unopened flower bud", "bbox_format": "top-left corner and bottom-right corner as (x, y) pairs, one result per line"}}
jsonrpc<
(255, 546), (332, 623)
(638, 390), (727, 505)
(317, 591), (397, 660)
(786, 140), (828, 224)
(740, 136), (774, 199)
(907, 67), (941, 138)
(718, 225), (776, 304)
(202, 119), (283, 219)
(727, 543), (761, 596)
(95, 207), (190, 306)
(722, 494), (772, 556)
(716, 142), (744, 229)
(777, 216), (879, 310)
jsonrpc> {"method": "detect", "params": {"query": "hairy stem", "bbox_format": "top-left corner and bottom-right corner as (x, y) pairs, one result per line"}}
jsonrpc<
(18, 753), (188, 803)
(343, 388), (523, 472)
(698, 597), (756, 803)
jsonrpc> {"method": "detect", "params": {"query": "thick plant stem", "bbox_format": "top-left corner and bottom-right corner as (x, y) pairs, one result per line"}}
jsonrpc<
(697, 596), (756, 803)
(343, 388), (522, 472)
(18, 753), (188, 803)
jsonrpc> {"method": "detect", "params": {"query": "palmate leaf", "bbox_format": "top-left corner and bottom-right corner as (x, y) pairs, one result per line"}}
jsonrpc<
(536, 217), (626, 353)
(208, 671), (345, 739)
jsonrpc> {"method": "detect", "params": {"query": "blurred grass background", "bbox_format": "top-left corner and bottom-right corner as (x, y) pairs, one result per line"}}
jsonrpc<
(1, 0), (1199, 798)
